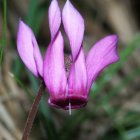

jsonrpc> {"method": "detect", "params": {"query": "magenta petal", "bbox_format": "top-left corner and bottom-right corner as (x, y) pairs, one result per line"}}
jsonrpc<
(68, 48), (87, 97)
(86, 35), (119, 92)
(62, 0), (84, 60)
(43, 32), (67, 98)
(49, 0), (61, 40)
(17, 20), (43, 77)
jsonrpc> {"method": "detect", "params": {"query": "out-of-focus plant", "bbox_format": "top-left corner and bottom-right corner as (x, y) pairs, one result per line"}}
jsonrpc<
(0, 0), (7, 64)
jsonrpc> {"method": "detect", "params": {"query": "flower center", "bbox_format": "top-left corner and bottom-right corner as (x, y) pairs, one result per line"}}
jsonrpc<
(64, 54), (72, 77)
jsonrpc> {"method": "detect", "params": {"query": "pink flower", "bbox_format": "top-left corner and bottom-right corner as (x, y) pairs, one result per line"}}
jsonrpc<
(17, 0), (119, 110)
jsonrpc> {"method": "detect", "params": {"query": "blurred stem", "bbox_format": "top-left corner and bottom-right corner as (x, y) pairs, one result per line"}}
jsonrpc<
(22, 81), (46, 140)
(0, 0), (7, 64)
(3, 0), (7, 38)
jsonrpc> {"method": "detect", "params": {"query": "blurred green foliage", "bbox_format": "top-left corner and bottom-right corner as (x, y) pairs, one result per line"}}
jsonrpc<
(0, 0), (7, 64)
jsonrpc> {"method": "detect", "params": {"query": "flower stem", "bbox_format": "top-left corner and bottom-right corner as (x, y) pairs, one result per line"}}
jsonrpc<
(21, 81), (46, 140)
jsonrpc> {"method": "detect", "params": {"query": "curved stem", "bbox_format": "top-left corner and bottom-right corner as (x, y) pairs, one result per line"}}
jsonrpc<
(22, 82), (46, 140)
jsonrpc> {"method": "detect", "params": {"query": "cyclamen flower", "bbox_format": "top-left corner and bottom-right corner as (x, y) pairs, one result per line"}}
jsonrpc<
(17, 0), (119, 110)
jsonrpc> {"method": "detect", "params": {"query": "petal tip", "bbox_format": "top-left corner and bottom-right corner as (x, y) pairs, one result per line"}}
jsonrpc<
(65, 0), (70, 5)
(50, 0), (58, 6)
(57, 31), (63, 39)
(18, 19), (26, 28)
(107, 34), (119, 61)
(49, 0), (61, 39)
(62, 0), (84, 60)
(18, 19), (23, 24)
(101, 34), (119, 51)
(63, 0), (84, 24)
(107, 34), (119, 43)
(17, 19), (31, 34)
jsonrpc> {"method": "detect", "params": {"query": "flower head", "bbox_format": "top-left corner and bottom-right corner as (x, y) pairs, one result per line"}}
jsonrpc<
(17, 0), (119, 110)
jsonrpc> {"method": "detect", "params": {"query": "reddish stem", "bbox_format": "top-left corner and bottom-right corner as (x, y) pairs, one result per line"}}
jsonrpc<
(22, 82), (46, 140)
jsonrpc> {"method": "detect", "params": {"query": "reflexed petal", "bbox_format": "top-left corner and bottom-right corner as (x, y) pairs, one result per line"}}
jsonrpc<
(43, 32), (67, 97)
(62, 0), (84, 60)
(86, 35), (119, 92)
(49, 0), (61, 39)
(17, 20), (43, 77)
(68, 48), (87, 96)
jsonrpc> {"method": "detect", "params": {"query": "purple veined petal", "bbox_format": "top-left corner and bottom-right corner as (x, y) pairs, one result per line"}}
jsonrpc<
(86, 35), (119, 92)
(68, 48), (87, 97)
(62, 0), (84, 61)
(43, 32), (67, 98)
(49, 0), (61, 40)
(17, 20), (43, 77)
